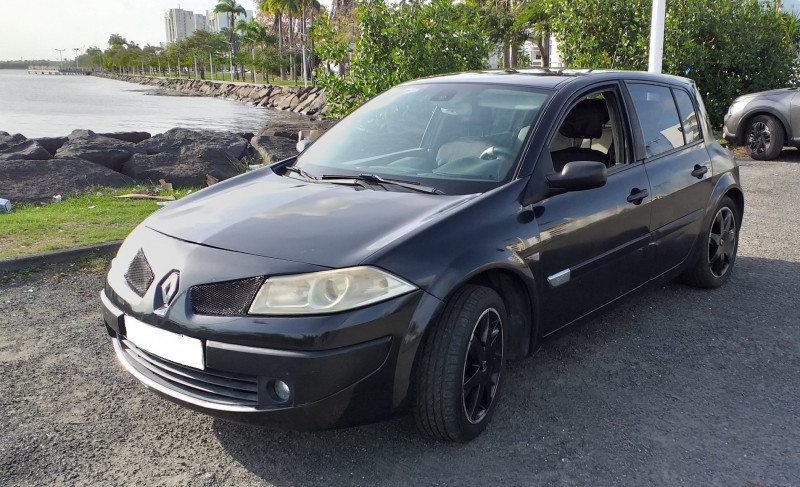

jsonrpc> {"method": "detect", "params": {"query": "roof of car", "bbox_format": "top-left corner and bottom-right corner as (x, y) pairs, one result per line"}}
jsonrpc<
(407, 69), (694, 91)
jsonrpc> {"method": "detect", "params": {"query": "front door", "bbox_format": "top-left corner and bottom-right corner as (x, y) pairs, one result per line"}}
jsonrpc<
(533, 86), (653, 334)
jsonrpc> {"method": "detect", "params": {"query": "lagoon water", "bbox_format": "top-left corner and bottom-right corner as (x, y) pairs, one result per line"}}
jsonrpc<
(0, 69), (298, 138)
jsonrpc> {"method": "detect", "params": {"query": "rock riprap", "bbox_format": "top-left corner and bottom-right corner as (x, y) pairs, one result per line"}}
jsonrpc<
(0, 121), (332, 204)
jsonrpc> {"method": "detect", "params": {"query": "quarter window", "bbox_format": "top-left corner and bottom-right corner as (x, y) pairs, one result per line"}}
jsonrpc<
(672, 89), (701, 144)
(628, 84), (683, 158)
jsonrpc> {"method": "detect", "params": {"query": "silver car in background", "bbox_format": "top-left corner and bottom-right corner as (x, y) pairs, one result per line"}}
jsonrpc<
(723, 87), (800, 160)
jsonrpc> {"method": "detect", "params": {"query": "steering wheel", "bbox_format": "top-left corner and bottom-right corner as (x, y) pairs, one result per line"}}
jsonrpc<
(479, 146), (514, 160)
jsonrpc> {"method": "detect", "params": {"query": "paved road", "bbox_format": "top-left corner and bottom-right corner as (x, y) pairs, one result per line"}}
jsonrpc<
(1, 152), (798, 486)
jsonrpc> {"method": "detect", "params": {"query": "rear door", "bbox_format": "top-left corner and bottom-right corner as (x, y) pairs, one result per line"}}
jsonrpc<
(625, 82), (714, 277)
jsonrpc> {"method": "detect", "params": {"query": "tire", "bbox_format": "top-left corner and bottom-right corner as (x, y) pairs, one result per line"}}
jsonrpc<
(745, 114), (784, 160)
(414, 285), (507, 442)
(682, 196), (740, 289)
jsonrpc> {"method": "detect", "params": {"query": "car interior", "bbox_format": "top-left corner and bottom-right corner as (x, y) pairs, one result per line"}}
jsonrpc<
(548, 92), (626, 173)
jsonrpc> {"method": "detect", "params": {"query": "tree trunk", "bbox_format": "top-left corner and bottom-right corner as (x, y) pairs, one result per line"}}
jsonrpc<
(289, 13), (296, 84)
(277, 14), (286, 80)
(535, 34), (549, 68)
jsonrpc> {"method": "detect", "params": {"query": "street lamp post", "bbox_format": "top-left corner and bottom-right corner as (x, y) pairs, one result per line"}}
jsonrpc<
(74, 48), (80, 68)
(55, 48), (65, 70)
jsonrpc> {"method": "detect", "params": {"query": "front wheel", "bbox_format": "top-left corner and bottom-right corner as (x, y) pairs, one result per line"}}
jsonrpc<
(746, 115), (784, 160)
(414, 285), (507, 442)
(682, 196), (740, 288)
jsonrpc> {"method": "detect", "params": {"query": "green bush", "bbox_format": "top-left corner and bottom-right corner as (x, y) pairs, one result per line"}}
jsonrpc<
(313, 0), (490, 117)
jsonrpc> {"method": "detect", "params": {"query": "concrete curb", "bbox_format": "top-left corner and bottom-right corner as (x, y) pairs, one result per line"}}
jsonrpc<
(0, 240), (122, 273)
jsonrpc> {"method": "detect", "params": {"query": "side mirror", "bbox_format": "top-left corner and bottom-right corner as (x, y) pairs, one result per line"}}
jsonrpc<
(296, 138), (313, 153)
(547, 160), (607, 192)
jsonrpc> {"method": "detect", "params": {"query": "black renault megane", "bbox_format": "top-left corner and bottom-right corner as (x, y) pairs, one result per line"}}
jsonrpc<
(100, 69), (743, 442)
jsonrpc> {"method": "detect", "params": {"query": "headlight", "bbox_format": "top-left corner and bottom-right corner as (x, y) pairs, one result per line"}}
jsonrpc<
(728, 98), (748, 115)
(248, 266), (417, 315)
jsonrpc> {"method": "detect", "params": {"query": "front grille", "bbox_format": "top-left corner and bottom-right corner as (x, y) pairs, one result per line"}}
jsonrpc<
(190, 277), (264, 316)
(119, 337), (259, 406)
(125, 249), (154, 297)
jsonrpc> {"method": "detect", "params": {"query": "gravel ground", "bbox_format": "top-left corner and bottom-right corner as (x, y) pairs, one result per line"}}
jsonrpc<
(1, 151), (799, 487)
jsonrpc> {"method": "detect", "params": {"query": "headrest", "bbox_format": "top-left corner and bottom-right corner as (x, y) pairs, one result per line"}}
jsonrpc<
(559, 99), (610, 139)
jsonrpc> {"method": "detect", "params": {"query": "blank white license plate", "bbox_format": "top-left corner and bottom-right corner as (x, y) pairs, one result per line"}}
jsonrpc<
(125, 316), (205, 370)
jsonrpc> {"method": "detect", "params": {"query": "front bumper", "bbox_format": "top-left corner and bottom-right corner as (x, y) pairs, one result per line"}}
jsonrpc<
(723, 112), (742, 145)
(101, 287), (438, 430)
(100, 226), (445, 429)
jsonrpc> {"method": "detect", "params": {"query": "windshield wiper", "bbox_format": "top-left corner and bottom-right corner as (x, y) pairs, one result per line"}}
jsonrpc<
(319, 173), (443, 195)
(283, 165), (317, 181)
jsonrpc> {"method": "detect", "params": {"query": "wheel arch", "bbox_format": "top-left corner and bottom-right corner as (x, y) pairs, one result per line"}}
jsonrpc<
(456, 266), (539, 360)
(709, 173), (744, 223)
(737, 109), (790, 146)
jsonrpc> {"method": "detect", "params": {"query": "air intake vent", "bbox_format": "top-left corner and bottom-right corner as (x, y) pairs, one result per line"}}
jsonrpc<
(190, 277), (264, 316)
(125, 249), (154, 297)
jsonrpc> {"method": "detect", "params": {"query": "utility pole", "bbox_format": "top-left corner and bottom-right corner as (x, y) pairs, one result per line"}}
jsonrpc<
(74, 48), (80, 68)
(648, 0), (666, 73)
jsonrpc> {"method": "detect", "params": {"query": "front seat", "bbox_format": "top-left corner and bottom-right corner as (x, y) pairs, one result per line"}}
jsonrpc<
(551, 99), (610, 172)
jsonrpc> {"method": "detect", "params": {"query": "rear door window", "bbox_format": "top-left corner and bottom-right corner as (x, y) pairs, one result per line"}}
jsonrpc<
(628, 83), (683, 158)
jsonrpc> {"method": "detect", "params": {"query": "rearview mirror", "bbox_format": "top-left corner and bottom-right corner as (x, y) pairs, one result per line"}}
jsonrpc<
(547, 160), (607, 192)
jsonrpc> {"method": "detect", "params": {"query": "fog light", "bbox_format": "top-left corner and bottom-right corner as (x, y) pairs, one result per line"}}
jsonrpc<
(272, 380), (291, 402)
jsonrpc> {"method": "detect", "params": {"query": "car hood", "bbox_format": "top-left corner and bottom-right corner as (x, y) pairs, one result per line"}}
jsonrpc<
(144, 170), (476, 268)
(738, 88), (797, 101)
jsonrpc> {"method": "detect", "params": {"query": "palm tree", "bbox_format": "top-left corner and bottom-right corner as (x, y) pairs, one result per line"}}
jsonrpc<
(214, 0), (247, 52)
(237, 19), (270, 82)
(299, 0), (321, 85)
(259, 0), (288, 80)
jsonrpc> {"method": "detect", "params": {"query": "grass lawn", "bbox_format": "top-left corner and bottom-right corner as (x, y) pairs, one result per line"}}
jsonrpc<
(0, 187), (196, 259)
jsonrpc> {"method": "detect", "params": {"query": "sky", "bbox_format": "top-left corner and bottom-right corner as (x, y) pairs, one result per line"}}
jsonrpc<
(0, 0), (323, 62)
(2, 0), (799, 62)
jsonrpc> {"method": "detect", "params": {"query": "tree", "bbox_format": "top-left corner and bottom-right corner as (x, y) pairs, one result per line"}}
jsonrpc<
(259, 0), (289, 79)
(237, 19), (274, 82)
(314, 0), (490, 117)
(214, 0), (247, 52)
(464, 0), (527, 68)
(515, 0), (553, 67)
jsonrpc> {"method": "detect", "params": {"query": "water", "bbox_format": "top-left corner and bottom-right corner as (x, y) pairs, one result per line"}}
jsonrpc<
(0, 69), (304, 138)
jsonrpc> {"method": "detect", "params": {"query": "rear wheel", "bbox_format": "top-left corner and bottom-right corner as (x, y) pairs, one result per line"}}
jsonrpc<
(746, 115), (784, 160)
(682, 196), (740, 289)
(414, 285), (506, 442)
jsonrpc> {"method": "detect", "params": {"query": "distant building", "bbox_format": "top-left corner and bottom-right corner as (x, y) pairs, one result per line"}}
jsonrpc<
(164, 8), (199, 44)
(206, 10), (255, 33)
(165, 7), (255, 44)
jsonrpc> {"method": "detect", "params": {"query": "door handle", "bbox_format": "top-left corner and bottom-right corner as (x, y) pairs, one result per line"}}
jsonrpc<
(627, 188), (649, 204)
(691, 164), (709, 179)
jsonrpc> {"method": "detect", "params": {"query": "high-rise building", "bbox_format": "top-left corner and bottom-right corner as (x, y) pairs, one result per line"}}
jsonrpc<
(165, 6), (255, 45)
(206, 10), (255, 34)
(165, 8), (201, 44)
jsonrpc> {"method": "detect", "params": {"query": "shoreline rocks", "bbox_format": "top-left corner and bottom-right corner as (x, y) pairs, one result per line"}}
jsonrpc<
(92, 72), (329, 116)
(0, 120), (333, 204)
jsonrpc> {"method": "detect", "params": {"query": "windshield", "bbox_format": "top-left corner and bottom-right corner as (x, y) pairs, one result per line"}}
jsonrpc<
(294, 83), (551, 195)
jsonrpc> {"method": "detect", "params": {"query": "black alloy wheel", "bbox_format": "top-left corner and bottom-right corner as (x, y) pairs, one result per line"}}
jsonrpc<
(462, 308), (504, 424)
(746, 114), (784, 161)
(707, 206), (737, 279)
(414, 285), (507, 442)
(682, 196), (740, 289)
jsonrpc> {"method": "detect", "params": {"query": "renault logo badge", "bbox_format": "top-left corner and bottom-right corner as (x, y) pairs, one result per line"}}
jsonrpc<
(160, 271), (180, 306)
